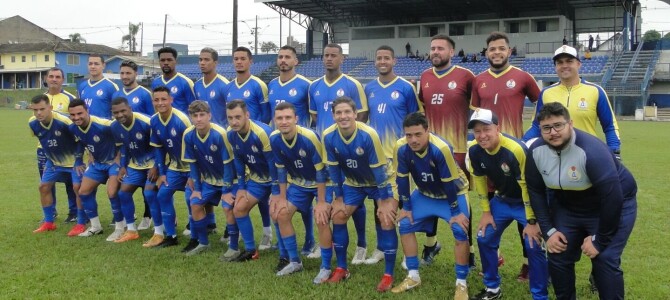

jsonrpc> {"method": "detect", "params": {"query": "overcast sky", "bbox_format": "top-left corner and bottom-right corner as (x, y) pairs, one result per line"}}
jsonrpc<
(3, 0), (669, 55)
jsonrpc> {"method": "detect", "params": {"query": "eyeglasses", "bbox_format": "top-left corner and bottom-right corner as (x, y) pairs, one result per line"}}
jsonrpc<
(540, 122), (568, 134)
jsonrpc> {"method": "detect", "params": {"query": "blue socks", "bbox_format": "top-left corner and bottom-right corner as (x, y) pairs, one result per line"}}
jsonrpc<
(143, 188), (161, 226)
(76, 207), (87, 225)
(228, 223), (240, 251)
(301, 208), (315, 249)
(333, 223), (349, 269)
(118, 190), (135, 225)
(235, 215), (256, 251)
(407, 256), (420, 271)
(321, 246), (333, 270)
(193, 218), (209, 245)
(43, 205), (55, 223)
(275, 222), (287, 259)
(80, 192), (98, 219)
(380, 228), (398, 275)
(157, 187), (176, 236)
(284, 234), (300, 262)
(455, 263), (470, 280)
(257, 198), (271, 227)
(352, 205), (367, 248)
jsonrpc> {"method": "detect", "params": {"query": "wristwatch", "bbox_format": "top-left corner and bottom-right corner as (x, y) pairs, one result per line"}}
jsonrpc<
(527, 218), (537, 225)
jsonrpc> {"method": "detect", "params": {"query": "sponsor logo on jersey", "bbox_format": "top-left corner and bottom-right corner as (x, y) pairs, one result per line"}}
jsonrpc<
(424, 82), (430, 88)
(315, 91), (320, 96)
(369, 92), (375, 98)
(289, 88), (297, 97)
(480, 83), (487, 89)
(269, 89), (274, 95)
(506, 79), (516, 89)
(120, 133), (124, 138)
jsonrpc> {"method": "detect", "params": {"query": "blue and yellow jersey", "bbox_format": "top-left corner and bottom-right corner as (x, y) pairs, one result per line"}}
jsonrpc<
(322, 121), (386, 187)
(308, 74), (368, 135)
(270, 125), (325, 188)
(268, 74), (312, 128)
(365, 76), (422, 158)
(227, 75), (270, 123)
(78, 77), (119, 119)
(394, 133), (466, 199)
(150, 108), (192, 172)
(227, 120), (274, 184)
(112, 85), (154, 115)
(69, 116), (118, 164)
(523, 79), (620, 152)
(194, 75), (230, 126)
(111, 112), (154, 170)
(29, 112), (78, 167)
(468, 133), (534, 219)
(182, 123), (234, 187)
(151, 73), (196, 113)
(45, 90), (75, 114)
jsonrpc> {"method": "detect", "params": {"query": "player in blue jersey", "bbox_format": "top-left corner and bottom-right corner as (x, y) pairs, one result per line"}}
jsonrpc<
(67, 99), (123, 239)
(110, 97), (159, 243)
(270, 102), (326, 276)
(467, 109), (548, 300)
(365, 45), (422, 265)
(227, 47), (270, 123)
(308, 43), (371, 265)
(391, 112), (471, 300)
(147, 86), (194, 248)
(181, 100), (236, 256)
(225, 99), (278, 261)
(113, 60), (154, 115)
(78, 54), (119, 118)
(268, 45), (312, 129)
(29, 95), (84, 234)
(194, 47), (230, 127)
(151, 47), (196, 113)
(321, 97), (398, 292)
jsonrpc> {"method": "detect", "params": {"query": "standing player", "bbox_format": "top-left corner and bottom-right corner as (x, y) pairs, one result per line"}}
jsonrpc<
(321, 97), (398, 292)
(419, 34), (475, 266)
(270, 102), (327, 276)
(308, 43), (370, 264)
(181, 100), (235, 256)
(29, 95), (83, 234)
(225, 99), (277, 260)
(364, 45), (422, 265)
(78, 54), (119, 118)
(194, 47), (230, 127)
(226, 47), (270, 124)
(110, 97), (159, 243)
(151, 47), (196, 113)
(467, 109), (548, 300)
(268, 45), (312, 128)
(113, 60), (154, 115)
(391, 112), (471, 299)
(67, 99), (123, 239)
(470, 31), (541, 279)
(147, 86), (193, 248)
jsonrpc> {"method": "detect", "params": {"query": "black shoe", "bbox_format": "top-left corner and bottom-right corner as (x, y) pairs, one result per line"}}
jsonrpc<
(469, 252), (477, 269)
(275, 258), (290, 272)
(155, 236), (179, 248)
(232, 249), (259, 262)
(207, 223), (217, 234)
(181, 238), (199, 253)
(421, 242), (442, 265)
(471, 288), (502, 300)
(64, 213), (77, 223)
(589, 273), (598, 294)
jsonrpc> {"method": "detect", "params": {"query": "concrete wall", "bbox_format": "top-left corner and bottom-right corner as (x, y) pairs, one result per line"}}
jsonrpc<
(0, 51), (54, 69)
(55, 52), (90, 84)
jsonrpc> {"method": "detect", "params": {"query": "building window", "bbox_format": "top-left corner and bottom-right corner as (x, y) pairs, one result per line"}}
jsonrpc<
(32, 55), (37, 62)
(21, 56), (26, 62)
(67, 54), (80, 66)
(45, 55), (49, 62)
(11, 56), (15, 63)
(536, 21), (547, 32)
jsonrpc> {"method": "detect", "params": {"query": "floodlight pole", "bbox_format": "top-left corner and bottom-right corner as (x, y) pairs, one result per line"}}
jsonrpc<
(162, 14), (167, 48)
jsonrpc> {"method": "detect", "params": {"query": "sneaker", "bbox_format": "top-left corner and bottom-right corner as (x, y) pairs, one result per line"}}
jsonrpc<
(106, 228), (125, 242)
(220, 249), (241, 262)
(78, 227), (103, 237)
(313, 268), (331, 284)
(185, 244), (210, 256)
(351, 247), (367, 265)
(498, 253), (505, 267)
(471, 288), (501, 300)
(376, 274), (393, 292)
(365, 249), (385, 265)
(232, 249), (259, 262)
(258, 234), (272, 250)
(391, 276), (421, 293)
(301, 241), (317, 256)
(114, 230), (140, 243)
(401, 256), (407, 270)
(275, 258), (290, 272)
(137, 217), (152, 231)
(454, 283), (468, 300)
(142, 234), (165, 248)
(421, 242), (442, 265)
(67, 224), (86, 237)
(326, 267), (350, 283)
(306, 246), (321, 259)
(277, 261), (304, 276)
(589, 273), (598, 294)
(63, 213), (77, 223)
(181, 238), (199, 253)
(517, 264), (529, 282)
(33, 222), (56, 233)
(155, 236), (179, 248)
(469, 252), (477, 269)
(182, 222), (191, 236)
(220, 229), (230, 244)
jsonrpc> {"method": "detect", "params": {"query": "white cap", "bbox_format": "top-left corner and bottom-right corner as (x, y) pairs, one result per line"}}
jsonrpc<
(468, 108), (499, 129)
(553, 45), (580, 62)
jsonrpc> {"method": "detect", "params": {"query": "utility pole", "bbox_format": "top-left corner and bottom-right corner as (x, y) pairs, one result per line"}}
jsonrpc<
(162, 14), (167, 48)
(233, 0), (238, 51)
(254, 15), (258, 55)
(140, 22), (144, 55)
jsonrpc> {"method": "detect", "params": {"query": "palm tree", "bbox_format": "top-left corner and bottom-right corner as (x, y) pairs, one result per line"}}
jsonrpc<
(122, 23), (141, 52)
(69, 33), (86, 43)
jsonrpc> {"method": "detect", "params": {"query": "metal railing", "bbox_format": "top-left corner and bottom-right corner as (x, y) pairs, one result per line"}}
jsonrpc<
(621, 41), (644, 83)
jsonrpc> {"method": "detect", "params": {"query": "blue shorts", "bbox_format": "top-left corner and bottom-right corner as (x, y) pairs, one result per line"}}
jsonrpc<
(164, 169), (189, 191)
(287, 185), (316, 214)
(191, 182), (223, 206)
(246, 180), (271, 203)
(41, 160), (82, 184)
(83, 162), (119, 183)
(342, 184), (393, 207)
(122, 167), (154, 187)
(398, 190), (470, 241)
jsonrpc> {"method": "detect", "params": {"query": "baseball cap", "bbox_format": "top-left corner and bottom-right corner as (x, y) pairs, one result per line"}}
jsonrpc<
(468, 108), (498, 129)
(553, 45), (580, 62)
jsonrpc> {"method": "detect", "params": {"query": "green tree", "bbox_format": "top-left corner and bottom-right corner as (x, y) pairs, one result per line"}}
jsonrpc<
(260, 41), (278, 54)
(642, 30), (661, 42)
(122, 23), (141, 52)
(663, 32), (670, 40)
(68, 33), (86, 43)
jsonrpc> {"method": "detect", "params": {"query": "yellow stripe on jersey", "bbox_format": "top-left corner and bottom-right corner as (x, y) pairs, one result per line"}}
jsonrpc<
(393, 137), (410, 178)
(426, 134), (460, 183)
(181, 126), (197, 163)
(347, 74), (368, 112)
(355, 122), (387, 168)
(250, 76), (269, 103)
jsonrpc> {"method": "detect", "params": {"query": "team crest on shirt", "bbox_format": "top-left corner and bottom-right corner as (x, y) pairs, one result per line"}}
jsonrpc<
(210, 144), (218, 152)
(170, 128), (177, 137)
(243, 90), (251, 98)
(506, 79), (516, 89)
(391, 91), (399, 100)
(448, 81), (457, 90)
(54, 130), (61, 137)
(289, 88), (297, 97)
(355, 147), (364, 156)
(568, 166), (581, 181)
(171, 86), (178, 94)
(480, 83), (487, 88)
(501, 162), (511, 175)
(135, 132), (143, 140)
(210, 91), (216, 98)
(578, 98), (588, 109)
(336, 89), (344, 97)
(93, 135), (100, 142)
(251, 145), (259, 153)
(299, 149), (306, 157)
(57, 103), (63, 111)
(132, 97), (140, 104)
(96, 89), (103, 96)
